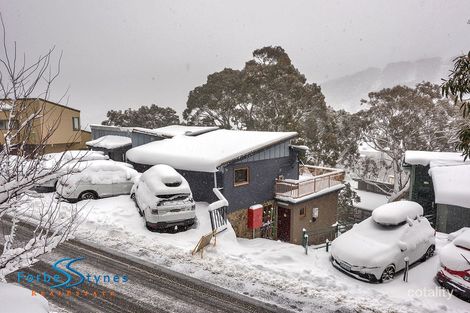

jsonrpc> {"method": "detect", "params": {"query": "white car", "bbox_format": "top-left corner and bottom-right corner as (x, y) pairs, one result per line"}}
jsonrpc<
(36, 150), (109, 190)
(436, 227), (470, 302)
(131, 164), (196, 231)
(331, 201), (435, 282)
(56, 160), (139, 201)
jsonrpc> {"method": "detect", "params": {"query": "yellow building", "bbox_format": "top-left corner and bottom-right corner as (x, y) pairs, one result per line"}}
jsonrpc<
(0, 98), (91, 153)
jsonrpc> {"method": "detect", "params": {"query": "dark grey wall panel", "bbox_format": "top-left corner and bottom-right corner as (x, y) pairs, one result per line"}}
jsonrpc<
(436, 204), (470, 233)
(91, 128), (131, 140)
(131, 132), (164, 147)
(222, 150), (298, 213)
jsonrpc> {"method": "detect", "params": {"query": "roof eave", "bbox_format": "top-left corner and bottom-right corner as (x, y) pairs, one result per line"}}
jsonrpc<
(216, 132), (298, 170)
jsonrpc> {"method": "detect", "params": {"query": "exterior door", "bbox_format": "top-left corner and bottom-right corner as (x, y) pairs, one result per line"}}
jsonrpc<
(277, 206), (291, 242)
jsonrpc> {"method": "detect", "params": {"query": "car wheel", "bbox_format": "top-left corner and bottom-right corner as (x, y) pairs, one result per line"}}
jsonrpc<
(422, 245), (435, 261)
(79, 191), (98, 201)
(380, 265), (395, 283)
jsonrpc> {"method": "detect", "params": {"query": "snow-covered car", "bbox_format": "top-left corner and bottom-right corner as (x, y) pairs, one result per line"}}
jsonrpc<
(331, 201), (435, 282)
(436, 227), (470, 302)
(56, 160), (139, 201)
(131, 164), (196, 231)
(36, 150), (110, 190)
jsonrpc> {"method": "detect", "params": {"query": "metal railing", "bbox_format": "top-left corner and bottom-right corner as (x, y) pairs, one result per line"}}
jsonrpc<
(275, 165), (345, 199)
(208, 188), (228, 233)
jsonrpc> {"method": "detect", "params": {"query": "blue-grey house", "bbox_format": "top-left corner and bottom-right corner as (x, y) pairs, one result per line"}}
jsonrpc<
(125, 127), (345, 244)
(404, 150), (470, 233)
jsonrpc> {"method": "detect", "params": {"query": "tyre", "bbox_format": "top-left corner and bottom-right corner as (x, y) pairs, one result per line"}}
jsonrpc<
(421, 245), (435, 261)
(380, 265), (395, 283)
(79, 191), (98, 201)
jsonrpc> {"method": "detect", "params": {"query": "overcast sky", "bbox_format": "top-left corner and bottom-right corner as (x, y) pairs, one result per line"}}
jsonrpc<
(1, 0), (469, 127)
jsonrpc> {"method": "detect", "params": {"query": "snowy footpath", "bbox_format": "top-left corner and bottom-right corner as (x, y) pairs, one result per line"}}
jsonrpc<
(25, 194), (470, 313)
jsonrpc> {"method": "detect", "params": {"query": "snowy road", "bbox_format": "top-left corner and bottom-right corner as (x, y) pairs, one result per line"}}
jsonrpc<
(5, 194), (470, 313)
(4, 224), (293, 313)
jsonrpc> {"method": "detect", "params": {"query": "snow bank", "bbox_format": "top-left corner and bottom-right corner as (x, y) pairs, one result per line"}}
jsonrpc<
(372, 201), (423, 225)
(429, 164), (470, 209)
(86, 135), (132, 149)
(0, 283), (49, 313)
(404, 150), (466, 166)
(127, 129), (297, 172)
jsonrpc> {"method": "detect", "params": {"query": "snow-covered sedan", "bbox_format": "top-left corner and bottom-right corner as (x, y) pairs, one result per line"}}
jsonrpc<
(331, 201), (435, 282)
(436, 228), (470, 302)
(56, 160), (139, 201)
(131, 164), (196, 231)
(36, 150), (109, 191)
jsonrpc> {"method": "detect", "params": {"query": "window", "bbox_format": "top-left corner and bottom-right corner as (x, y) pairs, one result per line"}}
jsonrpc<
(72, 117), (80, 131)
(299, 207), (306, 217)
(0, 119), (19, 130)
(0, 120), (8, 130)
(234, 167), (249, 186)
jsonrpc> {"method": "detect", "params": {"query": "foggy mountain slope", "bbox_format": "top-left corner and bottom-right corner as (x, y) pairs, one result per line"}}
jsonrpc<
(321, 57), (451, 112)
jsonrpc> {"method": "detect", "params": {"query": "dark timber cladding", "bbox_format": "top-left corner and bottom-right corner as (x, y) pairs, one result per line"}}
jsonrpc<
(222, 146), (299, 213)
(131, 129), (165, 147)
(409, 164), (436, 223)
(90, 125), (132, 140)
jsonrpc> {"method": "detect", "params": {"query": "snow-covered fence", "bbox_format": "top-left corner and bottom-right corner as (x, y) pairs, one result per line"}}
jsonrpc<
(208, 188), (228, 234)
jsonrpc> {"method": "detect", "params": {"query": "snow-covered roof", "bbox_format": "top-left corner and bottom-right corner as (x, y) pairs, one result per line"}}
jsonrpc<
(429, 163), (470, 209)
(89, 124), (134, 131)
(404, 150), (466, 166)
(86, 135), (132, 149)
(133, 125), (218, 138)
(0, 101), (12, 111)
(353, 189), (389, 211)
(127, 129), (297, 172)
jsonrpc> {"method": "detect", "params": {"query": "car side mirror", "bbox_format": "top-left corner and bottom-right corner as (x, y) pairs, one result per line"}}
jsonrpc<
(398, 241), (408, 252)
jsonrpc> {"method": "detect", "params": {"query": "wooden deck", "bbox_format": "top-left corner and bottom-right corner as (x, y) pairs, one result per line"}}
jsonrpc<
(275, 165), (345, 199)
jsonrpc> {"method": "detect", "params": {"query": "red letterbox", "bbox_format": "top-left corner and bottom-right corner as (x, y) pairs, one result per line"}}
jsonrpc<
(248, 204), (263, 229)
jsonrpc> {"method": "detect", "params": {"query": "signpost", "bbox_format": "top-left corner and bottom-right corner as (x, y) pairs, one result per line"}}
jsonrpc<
(192, 231), (216, 259)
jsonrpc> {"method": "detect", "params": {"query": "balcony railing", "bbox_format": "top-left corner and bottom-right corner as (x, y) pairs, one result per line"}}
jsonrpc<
(275, 165), (345, 199)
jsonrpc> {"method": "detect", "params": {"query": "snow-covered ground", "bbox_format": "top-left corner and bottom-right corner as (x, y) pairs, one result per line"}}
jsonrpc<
(0, 283), (49, 313)
(25, 194), (470, 313)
